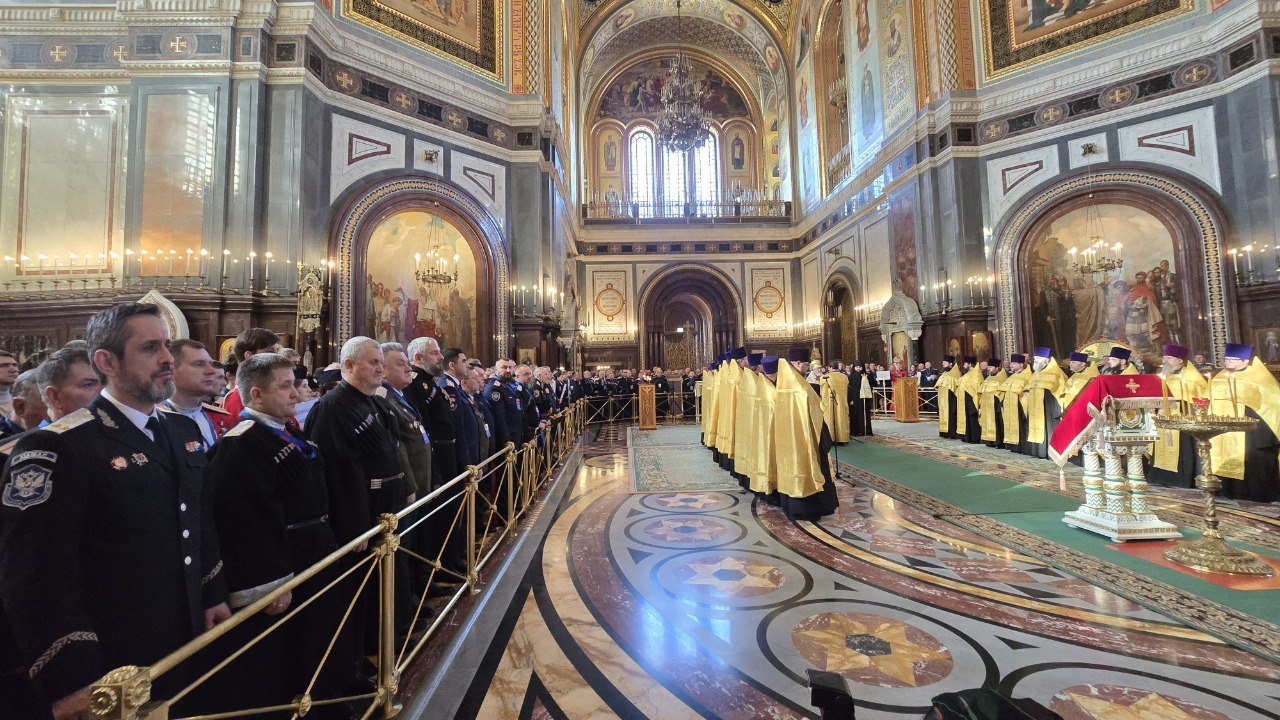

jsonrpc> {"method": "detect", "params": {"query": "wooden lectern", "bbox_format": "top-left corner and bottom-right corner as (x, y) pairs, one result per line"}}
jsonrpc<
(893, 377), (919, 422)
(638, 383), (657, 429)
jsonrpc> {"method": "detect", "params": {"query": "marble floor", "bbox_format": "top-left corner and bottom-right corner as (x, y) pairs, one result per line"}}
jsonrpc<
(456, 423), (1280, 720)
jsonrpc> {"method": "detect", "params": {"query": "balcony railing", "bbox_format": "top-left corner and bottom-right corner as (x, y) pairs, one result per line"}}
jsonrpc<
(582, 197), (791, 224)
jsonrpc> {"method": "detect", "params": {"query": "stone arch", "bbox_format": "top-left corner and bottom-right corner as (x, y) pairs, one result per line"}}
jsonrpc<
(994, 168), (1230, 364)
(637, 263), (744, 369)
(821, 264), (862, 363)
(330, 174), (510, 359)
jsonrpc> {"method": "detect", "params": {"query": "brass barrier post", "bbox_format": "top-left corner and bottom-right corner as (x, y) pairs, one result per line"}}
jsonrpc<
(522, 445), (534, 510)
(465, 465), (479, 594)
(89, 665), (151, 720)
(504, 443), (517, 535)
(377, 513), (402, 718)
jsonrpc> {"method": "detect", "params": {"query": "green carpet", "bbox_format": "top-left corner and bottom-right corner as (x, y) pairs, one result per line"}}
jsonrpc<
(833, 441), (1280, 627)
(630, 426), (739, 493)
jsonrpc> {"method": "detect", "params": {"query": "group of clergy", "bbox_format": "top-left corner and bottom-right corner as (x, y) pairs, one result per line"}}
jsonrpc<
(701, 347), (840, 519)
(935, 342), (1279, 503)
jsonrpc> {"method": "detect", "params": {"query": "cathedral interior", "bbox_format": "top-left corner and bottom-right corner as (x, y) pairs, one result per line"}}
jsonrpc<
(2, 0), (1280, 718)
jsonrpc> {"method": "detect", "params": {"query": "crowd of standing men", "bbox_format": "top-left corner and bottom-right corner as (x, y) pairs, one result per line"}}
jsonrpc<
(0, 302), (576, 720)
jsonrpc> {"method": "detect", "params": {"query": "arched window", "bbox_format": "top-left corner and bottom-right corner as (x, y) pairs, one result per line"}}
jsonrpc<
(661, 145), (689, 216)
(628, 130), (655, 215)
(691, 134), (719, 210)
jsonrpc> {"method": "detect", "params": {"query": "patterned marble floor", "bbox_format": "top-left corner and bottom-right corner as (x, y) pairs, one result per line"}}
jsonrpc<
(458, 424), (1280, 720)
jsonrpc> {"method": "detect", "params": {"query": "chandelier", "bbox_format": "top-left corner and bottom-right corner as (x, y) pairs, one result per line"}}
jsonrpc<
(656, 1), (711, 152)
(413, 219), (459, 305)
(1067, 197), (1123, 278)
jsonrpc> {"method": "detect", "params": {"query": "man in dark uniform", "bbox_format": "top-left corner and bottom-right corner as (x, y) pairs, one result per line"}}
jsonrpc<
(0, 302), (230, 719)
(203, 353), (343, 715)
(514, 364), (541, 444)
(439, 348), (479, 469)
(468, 361), (495, 461)
(531, 367), (554, 422)
(651, 366), (671, 418)
(378, 342), (433, 607)
(303, 336), (406, 673)
(403, 337), (463, 576)
(849, 360), (874, 436)
(485, 358), (523, 456)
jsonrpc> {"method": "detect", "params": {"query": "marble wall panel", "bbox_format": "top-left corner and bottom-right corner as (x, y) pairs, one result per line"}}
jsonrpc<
(139, 91), (216, 257)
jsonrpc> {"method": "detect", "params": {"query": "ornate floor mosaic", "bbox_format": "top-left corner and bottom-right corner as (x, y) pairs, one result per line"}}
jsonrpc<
(460, 424), (1280, 720)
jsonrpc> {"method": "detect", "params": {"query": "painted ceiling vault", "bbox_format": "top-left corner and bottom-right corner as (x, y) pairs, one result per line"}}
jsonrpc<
(580, 0), (794, 36)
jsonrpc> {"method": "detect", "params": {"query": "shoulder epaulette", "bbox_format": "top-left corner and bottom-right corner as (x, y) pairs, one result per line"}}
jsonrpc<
(374, 386), (388, 398)
(203, 403), (231, 415)
(224, 419), (255, 437)
(46, 408), (93, 434)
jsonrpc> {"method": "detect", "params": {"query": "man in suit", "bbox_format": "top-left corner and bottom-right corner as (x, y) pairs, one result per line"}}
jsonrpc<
(0, 302), (231, 720)
(161, 339), (236, 446)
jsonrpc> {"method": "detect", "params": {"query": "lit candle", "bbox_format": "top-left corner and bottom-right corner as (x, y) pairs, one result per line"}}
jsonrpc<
(199, 248), (208, 277)
(1243, 244), (1254, 279)
(220, 249), (230, 281)
(168, 249), (176, 275)
(248, 251), (257, 284)
(1229, 248), (1240, 283)
(185, 248), (193, 276)
(560, 291), (565, 309)
(986, 275), (995, 303)
(326, 259), (335, 290)
(414, 252), (421, 272)
(1113, 242), (1122, 264)
(38, 253), (47, 275)
(264, 251), (273, 283)
(125, 249), (135, 276)
(52, 254), (61, 274)
(109, 251), (117, 275)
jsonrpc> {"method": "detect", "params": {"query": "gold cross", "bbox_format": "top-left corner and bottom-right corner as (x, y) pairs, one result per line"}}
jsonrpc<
(335, 71), (354, 90)
(1125, 379), (1141, 393)
(1107, 87), (1130, 104)
(396, 93), (412, 109)
(1041, 106), (1062, 123)
(112, 45), (128, 62)
(169, 36), (187, 53)
(983, 124), (1001, 138)
(1183, 66), (1206, 83)
(48, 45), (67, 62)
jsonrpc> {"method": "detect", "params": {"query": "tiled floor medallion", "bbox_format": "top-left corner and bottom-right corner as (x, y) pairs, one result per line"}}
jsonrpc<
(791, 611), (954, 689)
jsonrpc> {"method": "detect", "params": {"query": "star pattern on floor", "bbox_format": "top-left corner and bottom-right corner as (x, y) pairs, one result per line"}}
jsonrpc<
(792, 612), (952, 688)
(1061, 690), (1203, 720)
(653, 493), (723, 510)
(678, 555), (784, 596)
(643, 517), (726, 543)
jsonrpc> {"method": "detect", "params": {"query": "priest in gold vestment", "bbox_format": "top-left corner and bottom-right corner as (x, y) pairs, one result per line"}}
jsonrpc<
(702, 356), (720, 451)
(978, 360), (1006, 448)
(732, 353), (764, 490)
(1058, 351), (1099, 466)
(1101, 347), (1138, 375)
(715, 348), (746, 471)
(771, 348), (838, 519)
(1023, 347), (1068, 460)
(1001, 354), (1033, 453)
(821, 368), (851, 444)
(936, 356), (960, 439)
(1209, 343), (1280, 502)
(957, 357), (984, 444)
(1150, 344), (1208, 488)
(750, 356), (781, 497)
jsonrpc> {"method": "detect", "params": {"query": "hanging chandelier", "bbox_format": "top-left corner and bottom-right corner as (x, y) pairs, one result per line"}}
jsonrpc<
(1067, 146), (1123, 279)
(656, 0), (711, 152)
(413, 218), (460, 298)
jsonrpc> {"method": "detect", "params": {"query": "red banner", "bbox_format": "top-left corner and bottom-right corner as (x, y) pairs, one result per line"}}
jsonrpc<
(1049, 375), (1166, 466)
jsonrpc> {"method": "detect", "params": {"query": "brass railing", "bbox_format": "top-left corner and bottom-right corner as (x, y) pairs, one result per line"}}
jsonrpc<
(89, 400), (588, 720)
(582, 389), (700, 425)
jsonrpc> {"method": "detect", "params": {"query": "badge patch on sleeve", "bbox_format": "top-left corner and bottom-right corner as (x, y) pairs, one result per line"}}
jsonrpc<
(3, 465), (53, 510)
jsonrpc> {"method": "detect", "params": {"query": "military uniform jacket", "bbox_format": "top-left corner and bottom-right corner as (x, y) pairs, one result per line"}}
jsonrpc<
(652, 376), (671, 394)
(439, 374), (480, 466)
(404, 366), (456, 447)
(303, 382), (405, 545)
(484, 378), (523, 451)
(516, 382), (539, 443)
(0, 396), (226, 702)
(376, 384), (432, 497)
(472, 393), (494, 459)
(206, 418), (336, 608)
(532, 380), (554, 418)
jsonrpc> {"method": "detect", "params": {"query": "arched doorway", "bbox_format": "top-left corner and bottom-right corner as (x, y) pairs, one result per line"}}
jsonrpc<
(638, 264), (743, 369)
(995, 169), (1229, 367)
(821, 270), (860, 363)
(331, 175), (509, 360)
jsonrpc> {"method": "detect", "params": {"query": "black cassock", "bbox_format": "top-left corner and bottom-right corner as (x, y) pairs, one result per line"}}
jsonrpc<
(770, 421), (840, 521)
(203, 418), (346, 713)
(1223, 407), (1280, 503)
(849, 372), (874, 437)
(985, 397), (1004, 448)
(962, 391), (982, 444)
(1024, 391), (1063, 460)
